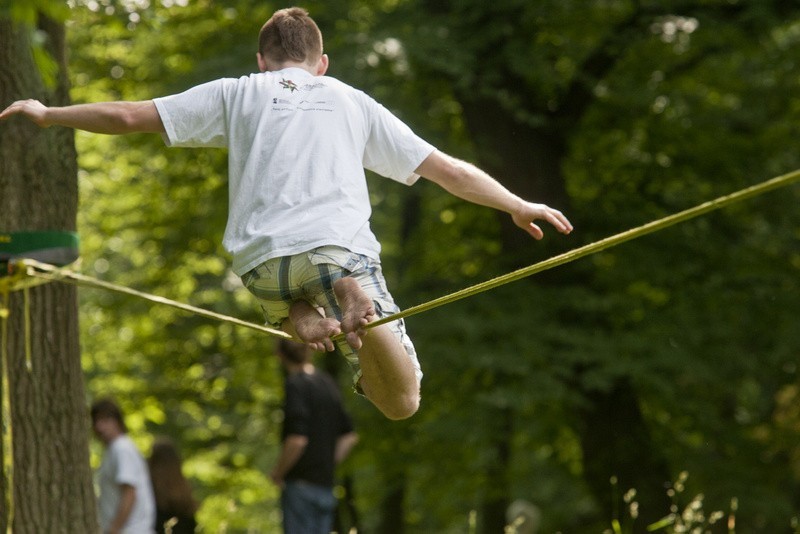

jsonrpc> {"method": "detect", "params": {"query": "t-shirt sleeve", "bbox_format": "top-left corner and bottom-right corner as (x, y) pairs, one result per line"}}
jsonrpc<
(362, 98), (436, 185)
(153, 79), (231, 148)
(113, 440), (144, 487)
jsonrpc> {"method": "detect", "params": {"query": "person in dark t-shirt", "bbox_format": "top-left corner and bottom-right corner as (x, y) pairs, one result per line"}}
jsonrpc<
(271, 339), (359, 533)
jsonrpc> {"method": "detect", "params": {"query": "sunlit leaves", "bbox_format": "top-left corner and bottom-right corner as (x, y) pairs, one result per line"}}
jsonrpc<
(65, 0), (800, 531)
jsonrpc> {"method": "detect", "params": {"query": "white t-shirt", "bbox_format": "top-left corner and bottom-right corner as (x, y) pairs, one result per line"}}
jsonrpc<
(97, 435), (156, 534)
(154, 67), (436, 275)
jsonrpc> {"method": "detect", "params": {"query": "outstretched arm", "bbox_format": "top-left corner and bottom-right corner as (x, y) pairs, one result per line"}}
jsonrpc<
(0, 99), (164, 134)
(415, 150), (573, 239)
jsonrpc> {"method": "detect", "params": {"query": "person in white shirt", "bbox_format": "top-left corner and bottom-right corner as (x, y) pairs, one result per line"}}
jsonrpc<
(0, 7), (572, 421)
(91, 398), (156, 534)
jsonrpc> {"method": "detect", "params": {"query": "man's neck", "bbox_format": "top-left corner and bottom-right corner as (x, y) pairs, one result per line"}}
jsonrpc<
(104, 431), (124, 446)
(288, 362), (315, 375)
(270, 61), (315, 75)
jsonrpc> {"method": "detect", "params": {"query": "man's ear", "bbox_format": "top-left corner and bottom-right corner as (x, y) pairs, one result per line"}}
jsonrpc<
(316, 54), (329, 76)
(257, 52), (268, 73)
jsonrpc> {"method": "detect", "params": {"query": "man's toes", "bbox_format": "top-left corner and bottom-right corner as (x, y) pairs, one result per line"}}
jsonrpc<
(345, 331), (363, 350)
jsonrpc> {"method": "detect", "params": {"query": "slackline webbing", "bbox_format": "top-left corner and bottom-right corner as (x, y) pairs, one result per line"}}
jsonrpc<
(18, 259), (292, 339)
(0, 290), (14, 534)
(3, 167), (798, 339)
(0, 267), (52, 294)
(362, 167), (800, 331)
(0, 169), (795, 534)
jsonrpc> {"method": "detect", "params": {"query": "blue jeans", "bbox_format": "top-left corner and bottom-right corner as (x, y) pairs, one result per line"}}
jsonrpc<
(281, 480), (337, 534)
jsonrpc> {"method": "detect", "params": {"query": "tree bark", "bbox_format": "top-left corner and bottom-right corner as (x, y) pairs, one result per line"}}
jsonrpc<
(377, 475), (406, 534)
(0, 14), (98, 533)
(448, 16), (674, 528)
(576, 378), (672, 531)
(479, 406), (512, 534)
(460, 97), (570, 264)
(460, 95), (673, 527)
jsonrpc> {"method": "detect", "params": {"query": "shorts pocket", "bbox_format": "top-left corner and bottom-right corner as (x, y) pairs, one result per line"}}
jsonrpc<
(307, 246), (367, 273)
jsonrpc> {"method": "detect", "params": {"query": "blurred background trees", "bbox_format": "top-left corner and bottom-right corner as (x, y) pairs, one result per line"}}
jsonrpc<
(5, 0), (798, 531)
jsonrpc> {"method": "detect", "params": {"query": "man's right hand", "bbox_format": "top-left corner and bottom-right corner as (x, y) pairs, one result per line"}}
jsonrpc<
(0, 99), (49, 127)
(511, 201), (573, 240)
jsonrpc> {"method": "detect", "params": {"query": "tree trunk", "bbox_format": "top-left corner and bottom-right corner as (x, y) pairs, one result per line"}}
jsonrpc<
(0, 14), (98, 533)
(377, 475), (405, 534)
(459, 94), (672, 531)
(461, 98), (570, 266)
(479, 406), (512, 534)
(576, 378), (672, 531)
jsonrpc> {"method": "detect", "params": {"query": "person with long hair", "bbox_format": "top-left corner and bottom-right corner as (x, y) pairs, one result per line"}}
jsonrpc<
(148, 438), (198, 534)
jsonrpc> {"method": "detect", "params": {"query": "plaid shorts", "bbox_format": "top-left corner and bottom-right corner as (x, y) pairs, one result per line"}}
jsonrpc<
(241, 246), (422, 389)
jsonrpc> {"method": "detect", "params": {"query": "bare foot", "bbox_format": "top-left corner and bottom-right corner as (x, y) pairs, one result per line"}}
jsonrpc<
(289, 300), (341, 352)
(333, 276), (375, 350)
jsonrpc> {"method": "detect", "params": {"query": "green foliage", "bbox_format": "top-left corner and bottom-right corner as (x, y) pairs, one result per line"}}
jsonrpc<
(1, 0), (70, 88)
(68, 2), (288, 531)
(1, 0), (69, 24)
(63, 0), (800, 532)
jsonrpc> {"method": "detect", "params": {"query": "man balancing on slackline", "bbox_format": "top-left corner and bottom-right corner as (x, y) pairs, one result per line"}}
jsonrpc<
(0, 7), (573, 420)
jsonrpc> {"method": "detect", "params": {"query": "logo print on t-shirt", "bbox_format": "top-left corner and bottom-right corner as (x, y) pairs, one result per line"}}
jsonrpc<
(279, 78), (298, 92)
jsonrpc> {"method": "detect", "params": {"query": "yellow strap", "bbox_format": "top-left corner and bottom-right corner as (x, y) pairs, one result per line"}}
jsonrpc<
(4, 168), (798, 342)
(364, 167), (800, 330)
(0, 289), (14, 533)
(20, 260), (292, 339)
(23, 287), (31, 373)
(0, 269), (33, 294)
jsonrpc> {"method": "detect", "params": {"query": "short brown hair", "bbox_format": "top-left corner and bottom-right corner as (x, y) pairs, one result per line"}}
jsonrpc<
(258, 7), (323, 66)
(90, 398), (128, 433)
(277, 338), (311, 364)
